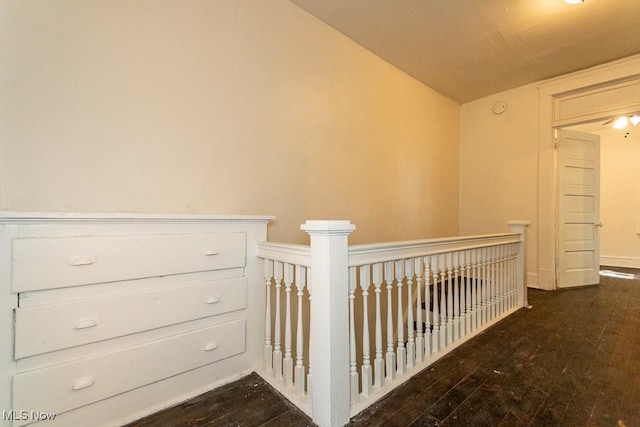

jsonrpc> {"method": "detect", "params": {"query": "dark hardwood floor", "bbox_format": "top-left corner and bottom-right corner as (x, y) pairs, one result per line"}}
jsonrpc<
(123, 371), (314, 427)
(126, 266), (640, 426)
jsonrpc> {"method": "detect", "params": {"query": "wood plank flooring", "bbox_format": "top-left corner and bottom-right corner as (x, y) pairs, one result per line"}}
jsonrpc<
(123, 372), (314, 427)
(126, 266), (640, 426)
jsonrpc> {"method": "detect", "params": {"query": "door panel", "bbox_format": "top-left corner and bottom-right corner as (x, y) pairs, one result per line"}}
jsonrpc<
(557, 129), (601, 288)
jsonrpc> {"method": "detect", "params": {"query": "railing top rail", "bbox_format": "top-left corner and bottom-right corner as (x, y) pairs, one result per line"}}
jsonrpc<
(257, 231), (523, 268)
(348, 232), (521, 267)
(257, 241), (312, 267)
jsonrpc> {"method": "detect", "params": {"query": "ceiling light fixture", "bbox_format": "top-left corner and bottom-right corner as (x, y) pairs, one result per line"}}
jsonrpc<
(613, 116), (629, 129)
(606, 114), (640, 129)
(563, 0), (584, 4)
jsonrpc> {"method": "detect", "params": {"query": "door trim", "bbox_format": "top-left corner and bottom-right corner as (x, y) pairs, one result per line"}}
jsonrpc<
(537, 54), (640, 290)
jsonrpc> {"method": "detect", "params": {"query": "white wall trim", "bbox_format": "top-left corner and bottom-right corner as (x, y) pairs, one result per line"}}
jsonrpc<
(600, 256), (640, 270)
(0, 211), (275, 224)
(538, 53), (640, 97)
(526, 272), (540, 290)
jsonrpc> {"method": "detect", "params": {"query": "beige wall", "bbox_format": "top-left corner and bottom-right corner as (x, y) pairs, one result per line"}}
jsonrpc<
(459, 84), (540, 285)
(0, 0), (459, 244)
(597, 127), (640, 267)
(460, 58), (640, 288)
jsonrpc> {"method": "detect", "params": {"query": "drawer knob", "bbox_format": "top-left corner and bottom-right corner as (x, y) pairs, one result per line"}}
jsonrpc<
(206, 296), (221, 304)
(71, 375), (96, 391)
(204, 249), (219, 256)
(74, 318), (99, 330)
(204, 341), (219, 352)
(70, 256), (95, 267)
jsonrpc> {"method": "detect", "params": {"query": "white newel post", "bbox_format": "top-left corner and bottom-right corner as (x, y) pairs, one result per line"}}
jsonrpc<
(508, 220), (530, 308)
(301, 220), (355, 427)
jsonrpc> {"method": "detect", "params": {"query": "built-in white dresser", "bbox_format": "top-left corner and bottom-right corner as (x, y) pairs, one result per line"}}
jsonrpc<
(0, 213), (272, 426)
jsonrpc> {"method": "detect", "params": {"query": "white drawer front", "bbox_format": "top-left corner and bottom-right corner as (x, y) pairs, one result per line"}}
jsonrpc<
(13, 319), (245, 423)
(11, 232), (246, 292)
(15, 277), (247, 359)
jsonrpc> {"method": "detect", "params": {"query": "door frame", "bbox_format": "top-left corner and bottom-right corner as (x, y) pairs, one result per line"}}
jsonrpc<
(537, 55), (640, 290)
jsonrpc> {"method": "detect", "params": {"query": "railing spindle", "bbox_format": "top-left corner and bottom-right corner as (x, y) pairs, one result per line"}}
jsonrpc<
(273, 261), (283, 379)
(481, 247), (488, 327)
(405, 259), (415, 369)
(512, 242), (519, 309)
(264, 260), (274, 373)
(307, 273), (313, 404)
(496, 246), (500, 319)
(472, 249), (479, 331)
(385, 261), (396, 382)
(372, 263), (384, 389)
(446, 253), (454, 345)
(498, 246), (504, 314)
(500, 245), (507, 315)
(507, 245), (512, 311)
(424, 257), (432, 357)
(349, 267), (359, 404)
(458, 251), (466, 338)
(294, 265), (306, 395)
(283, 263), (294, 386)
(453, 252), (460, 342)
(486, 247), (492, 325)
(414, 258), (424, 363)
(395, 260), (406, 375)
(431, 256), (440, 354)
(439, 254), (447, 348)
(464, 250), (472, 335)
(360, 265), (372, 397)
(490, 246), (497, 321)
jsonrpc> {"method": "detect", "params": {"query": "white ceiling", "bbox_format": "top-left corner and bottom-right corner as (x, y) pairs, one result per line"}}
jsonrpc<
(289, 0), (640, 104)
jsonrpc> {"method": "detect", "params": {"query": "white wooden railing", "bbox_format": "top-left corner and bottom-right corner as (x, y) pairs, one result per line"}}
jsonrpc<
(257, 220), (529, 427)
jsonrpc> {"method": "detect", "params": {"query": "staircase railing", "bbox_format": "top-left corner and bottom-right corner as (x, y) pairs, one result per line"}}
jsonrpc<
(257, 220), (529, 427)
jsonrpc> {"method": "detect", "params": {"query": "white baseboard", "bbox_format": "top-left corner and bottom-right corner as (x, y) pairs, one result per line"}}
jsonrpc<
(532, 268), (554, 290)
(526, 272), (542, 289)
(600, 256), (640, 269)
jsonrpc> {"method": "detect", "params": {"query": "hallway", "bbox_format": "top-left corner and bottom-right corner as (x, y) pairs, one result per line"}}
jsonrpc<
(350, 266), (640, 426)
(128, 267), (640, 426)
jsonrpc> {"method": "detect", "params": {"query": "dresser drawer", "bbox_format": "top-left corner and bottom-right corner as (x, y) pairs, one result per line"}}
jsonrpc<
(13, 319), (245, 423)
(15, 277), (247, 359)
(11, 232), (246, 292)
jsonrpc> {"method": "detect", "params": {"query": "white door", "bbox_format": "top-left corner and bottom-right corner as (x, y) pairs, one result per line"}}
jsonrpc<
(557, 129), (601, 288)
